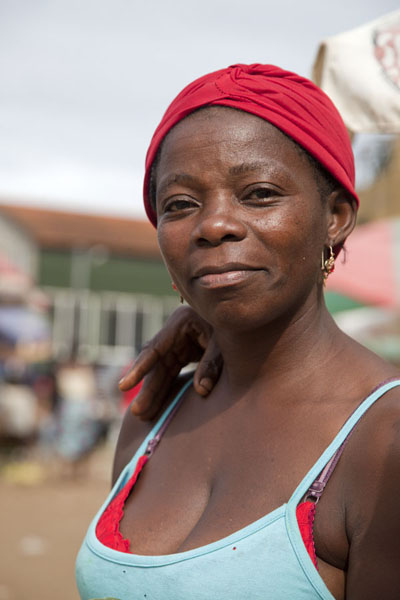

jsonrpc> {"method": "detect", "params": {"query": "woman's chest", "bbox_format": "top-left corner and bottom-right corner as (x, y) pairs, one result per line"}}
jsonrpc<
(118, 420), (346, 559)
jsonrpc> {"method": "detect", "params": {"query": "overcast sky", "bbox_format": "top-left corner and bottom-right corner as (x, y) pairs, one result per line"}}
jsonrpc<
(0, 0), (398, 219)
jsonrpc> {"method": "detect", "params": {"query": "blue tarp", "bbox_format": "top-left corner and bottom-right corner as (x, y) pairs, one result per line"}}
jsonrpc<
(0, 306), (50, 345)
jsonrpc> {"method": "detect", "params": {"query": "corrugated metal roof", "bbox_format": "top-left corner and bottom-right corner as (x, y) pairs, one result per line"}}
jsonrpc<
(0, 203), (161, 259)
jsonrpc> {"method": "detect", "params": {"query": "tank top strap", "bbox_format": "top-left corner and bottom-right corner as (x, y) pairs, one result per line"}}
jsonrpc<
(120, 377), (193, 477)
(144, 377), (193, 457)
(288, 378), (400, 507)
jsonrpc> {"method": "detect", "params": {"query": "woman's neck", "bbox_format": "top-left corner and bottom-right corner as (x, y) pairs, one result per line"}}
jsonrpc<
(213, 300), (344, 395)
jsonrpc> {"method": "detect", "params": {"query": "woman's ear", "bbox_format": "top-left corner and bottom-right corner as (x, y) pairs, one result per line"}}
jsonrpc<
(325, 189), (358, 247)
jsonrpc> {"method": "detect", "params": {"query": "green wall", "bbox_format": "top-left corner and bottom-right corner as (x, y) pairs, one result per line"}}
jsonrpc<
(39, 249), (174, 296)
(324, 291), (365, 313)
(39, 250), (71, 287)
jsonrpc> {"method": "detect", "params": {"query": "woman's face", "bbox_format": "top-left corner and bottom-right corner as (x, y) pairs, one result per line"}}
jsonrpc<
(155, 107), (331, 331)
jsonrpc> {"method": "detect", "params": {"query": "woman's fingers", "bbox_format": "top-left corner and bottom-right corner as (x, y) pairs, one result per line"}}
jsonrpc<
(119, 310), (190, 391)
(119, 307), (210, 393)
(193, 335), (222, 396)
(118, 306), (220, 419)
(118, 345), (159, 391)
(131, 360), (182, 419)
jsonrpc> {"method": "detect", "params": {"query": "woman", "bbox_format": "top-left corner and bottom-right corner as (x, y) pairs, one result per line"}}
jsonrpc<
(76, 64), (400, 600)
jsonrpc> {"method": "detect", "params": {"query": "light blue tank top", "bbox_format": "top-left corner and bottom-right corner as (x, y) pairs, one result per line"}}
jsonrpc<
(76, 379), (400, 600)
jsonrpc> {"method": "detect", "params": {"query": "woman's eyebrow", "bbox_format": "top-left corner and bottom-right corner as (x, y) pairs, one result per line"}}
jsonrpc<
(228, 161), (272, 176)
(157, 173), (199, 195)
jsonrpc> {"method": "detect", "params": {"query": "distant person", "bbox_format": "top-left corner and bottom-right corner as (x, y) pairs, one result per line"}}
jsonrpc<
(77, 64), (400, 599)
(55, 358), (107, 478)
(0, 358), (37, 445)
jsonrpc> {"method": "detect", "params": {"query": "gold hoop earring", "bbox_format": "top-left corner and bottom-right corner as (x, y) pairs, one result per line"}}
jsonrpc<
(172, 282), (184, 304)
(321, 245), (335, 285)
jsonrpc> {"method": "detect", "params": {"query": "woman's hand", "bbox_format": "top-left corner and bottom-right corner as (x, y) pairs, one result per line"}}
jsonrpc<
(118, 306), (222, 419)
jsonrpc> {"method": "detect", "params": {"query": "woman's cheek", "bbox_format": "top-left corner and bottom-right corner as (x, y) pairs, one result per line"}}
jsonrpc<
(157, 225), (183, 282)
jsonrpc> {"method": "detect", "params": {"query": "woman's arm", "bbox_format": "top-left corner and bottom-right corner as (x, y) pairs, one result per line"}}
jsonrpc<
(345, 392), (400, 599)
(119, 306), (222, 420)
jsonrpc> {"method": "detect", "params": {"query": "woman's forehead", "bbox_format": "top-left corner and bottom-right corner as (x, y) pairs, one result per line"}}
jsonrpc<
(157, 107), (312, 180)
(164, 106), (288, 146)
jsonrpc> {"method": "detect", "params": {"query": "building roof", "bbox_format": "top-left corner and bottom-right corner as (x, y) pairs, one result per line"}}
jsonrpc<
(0, 203), (161, 259)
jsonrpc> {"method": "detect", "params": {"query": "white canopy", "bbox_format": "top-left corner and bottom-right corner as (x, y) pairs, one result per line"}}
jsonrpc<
(312, 10), (400, 133)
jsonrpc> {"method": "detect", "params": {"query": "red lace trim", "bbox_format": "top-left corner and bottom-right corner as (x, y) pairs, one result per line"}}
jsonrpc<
(96, 454), (148, 552)
(97, 456), (318, 569)
(296, 500), (318, 568)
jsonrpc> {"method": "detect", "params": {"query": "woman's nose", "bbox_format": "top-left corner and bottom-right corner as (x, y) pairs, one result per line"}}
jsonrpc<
(192, 197), (247, 247)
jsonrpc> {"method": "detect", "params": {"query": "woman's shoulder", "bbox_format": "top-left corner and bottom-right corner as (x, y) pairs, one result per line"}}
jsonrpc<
(343, 373), (400, 518)
(340, 376), (400, 595)
(111, 372), (194, 485)
(345, 372), (400, 460)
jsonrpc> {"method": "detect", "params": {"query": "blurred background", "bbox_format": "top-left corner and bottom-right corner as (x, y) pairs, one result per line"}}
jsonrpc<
(0, 1), (399, 599)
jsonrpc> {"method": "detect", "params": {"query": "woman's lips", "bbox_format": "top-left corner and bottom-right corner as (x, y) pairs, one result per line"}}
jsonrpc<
(195, 269), (260, 288)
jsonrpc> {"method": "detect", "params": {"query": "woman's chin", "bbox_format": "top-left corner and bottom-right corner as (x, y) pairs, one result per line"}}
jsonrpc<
(191, 301), (277, 335)
(187, 281), (318, 336)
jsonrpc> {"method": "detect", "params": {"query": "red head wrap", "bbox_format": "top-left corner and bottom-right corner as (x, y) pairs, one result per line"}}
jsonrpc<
(143, 63), (359, 226)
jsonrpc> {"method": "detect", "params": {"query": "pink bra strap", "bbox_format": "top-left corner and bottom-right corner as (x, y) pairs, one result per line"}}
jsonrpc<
(306, 376), (400, 503)
(306, 435), (350, 503)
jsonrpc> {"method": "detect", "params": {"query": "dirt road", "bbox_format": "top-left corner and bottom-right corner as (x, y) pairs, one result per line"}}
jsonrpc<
(0, 446), (112, 600)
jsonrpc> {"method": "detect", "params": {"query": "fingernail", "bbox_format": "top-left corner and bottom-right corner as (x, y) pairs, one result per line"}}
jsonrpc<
(118, 377), (125, 385)
(199, 377), (213, 392)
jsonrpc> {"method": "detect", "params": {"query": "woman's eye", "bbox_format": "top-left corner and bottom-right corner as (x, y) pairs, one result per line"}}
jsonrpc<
(163, 198), (197, 213)
(244, 188), (277, 202)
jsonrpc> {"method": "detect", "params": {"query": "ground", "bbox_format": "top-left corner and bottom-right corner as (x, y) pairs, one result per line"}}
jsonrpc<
(0, 444), (112, 600)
